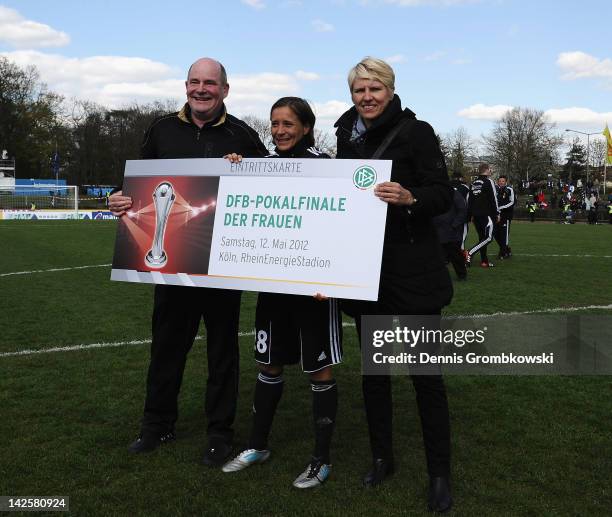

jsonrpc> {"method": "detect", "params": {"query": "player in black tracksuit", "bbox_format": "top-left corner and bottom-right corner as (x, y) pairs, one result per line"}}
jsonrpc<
(494, 175), (515, 259)
(450, 173), (470, 253)
(467, 163), (499, 267)
(222, 97), (341, 490)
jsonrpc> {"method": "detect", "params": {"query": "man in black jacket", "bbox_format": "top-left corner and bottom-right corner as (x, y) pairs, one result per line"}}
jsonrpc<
(467, 163), (499, 267)
(494, 175), (515, 258)
(109, 58), (267, 465)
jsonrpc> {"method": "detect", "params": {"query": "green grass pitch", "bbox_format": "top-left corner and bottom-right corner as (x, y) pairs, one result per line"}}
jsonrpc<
(1, 219), (611, 516)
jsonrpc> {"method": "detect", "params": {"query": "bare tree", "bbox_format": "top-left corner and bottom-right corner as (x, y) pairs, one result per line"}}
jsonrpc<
(483, 107), (562, 183)
(242, 115), (273, 151)
(587, 137), (608, 188)
(314, 129), (336, 157)
(589, 138), (607, 168)
(442, 127), (477, 176)
(65, 99), (180, 185)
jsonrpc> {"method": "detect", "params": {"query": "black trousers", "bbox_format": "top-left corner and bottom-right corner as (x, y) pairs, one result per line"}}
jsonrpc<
(353, 300), (451, 478)
(141, 285), (242, 443)
(494, 217), (511, 255)
(441, 241), (467, 279)
(469, 215), (494, 263)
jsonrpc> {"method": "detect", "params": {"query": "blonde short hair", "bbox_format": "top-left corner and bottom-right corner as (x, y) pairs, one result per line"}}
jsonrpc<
(347, 57), (395, 91)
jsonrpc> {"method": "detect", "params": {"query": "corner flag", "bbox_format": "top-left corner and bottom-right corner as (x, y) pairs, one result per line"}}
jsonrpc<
(604, 124), (612, 165)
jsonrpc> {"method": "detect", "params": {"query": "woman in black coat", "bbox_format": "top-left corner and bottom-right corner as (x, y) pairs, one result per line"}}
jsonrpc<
(335, 57), (454, 513)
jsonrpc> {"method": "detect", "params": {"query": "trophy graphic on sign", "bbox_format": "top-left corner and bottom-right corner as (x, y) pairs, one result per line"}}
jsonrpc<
(145, 182), (175, 268)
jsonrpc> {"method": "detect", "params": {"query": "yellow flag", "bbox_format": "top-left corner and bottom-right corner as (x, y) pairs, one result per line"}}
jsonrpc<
(604, 124), (612, 165)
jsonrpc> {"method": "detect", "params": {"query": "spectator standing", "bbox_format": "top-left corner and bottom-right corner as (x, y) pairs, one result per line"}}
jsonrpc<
(434, 187), (468, 280)
(527, 199), (537, 222)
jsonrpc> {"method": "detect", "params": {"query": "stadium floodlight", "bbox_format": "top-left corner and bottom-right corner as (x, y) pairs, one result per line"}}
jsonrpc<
(0, 185), (78, 212)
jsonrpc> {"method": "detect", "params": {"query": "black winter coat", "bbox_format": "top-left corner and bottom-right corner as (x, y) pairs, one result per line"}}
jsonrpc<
(334, 95), (453, 312)
(433, 189), (468, 244)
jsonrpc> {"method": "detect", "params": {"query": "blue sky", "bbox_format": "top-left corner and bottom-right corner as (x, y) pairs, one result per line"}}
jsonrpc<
(1, 0), (610, 149)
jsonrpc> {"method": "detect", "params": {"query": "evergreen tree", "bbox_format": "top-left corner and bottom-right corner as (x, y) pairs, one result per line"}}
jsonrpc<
(562, 138), (586, 184)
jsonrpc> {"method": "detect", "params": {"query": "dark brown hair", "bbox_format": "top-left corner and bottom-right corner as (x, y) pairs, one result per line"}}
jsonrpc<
(270, 97), (316, 147)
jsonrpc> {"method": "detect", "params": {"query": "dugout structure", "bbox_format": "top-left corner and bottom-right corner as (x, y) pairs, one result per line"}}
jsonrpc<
(0, 185), (78, 212)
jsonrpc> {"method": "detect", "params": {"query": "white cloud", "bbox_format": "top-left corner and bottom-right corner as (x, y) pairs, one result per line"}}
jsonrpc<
(1, 50), (306, 113)
(226, 73), (301, 118)
(241, 0), (266, 9)
(295, 70), (320, 80)
(385, 54), (407, 64)
(458, 103), (612, 128)
(312, 19), (335, 32)
(544, 107), (612, 127)
(423, 51), (446, 62)
(1, 50), (178, 105)
(557, 51), (612, 81)
(312, 100), (351, 119)
(2, 50), (174, 83)
(458, 103), (513, 120)
(312, 100), (352, 134)
(0, 6), (70, 48)
(1, 48), (344, 136)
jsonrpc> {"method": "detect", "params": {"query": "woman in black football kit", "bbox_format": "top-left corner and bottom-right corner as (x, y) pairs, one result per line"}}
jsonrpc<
(222, 97), (342, 489)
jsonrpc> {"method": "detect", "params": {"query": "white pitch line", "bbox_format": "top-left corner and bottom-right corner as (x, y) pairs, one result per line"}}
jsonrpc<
(0, 264), (112, 277)
(2, 304), (611, 359)
(458, 304), (612, 319)
(0, 338), (153, 357)
(514, 253), (612, 258)
(0, 332), (253, 358)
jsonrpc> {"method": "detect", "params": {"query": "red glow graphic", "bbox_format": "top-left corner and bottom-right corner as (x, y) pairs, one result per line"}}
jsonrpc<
(112, 176), (220, 274)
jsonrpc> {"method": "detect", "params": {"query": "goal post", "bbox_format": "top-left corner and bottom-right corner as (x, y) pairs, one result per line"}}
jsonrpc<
(0, 185), (79, 212)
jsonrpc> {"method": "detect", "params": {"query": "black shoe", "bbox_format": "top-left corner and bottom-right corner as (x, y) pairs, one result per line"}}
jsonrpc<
(203, 437), (233, 467)
(428, 476), (452, 513)
(363, 458), (395, 487)
(128, 430), (175, 454)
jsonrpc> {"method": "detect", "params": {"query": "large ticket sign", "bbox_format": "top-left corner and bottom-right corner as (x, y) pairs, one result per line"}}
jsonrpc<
(111, 158), (391, 300)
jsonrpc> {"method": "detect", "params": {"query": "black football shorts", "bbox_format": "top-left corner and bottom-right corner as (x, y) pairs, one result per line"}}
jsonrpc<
(254, 292), (343, 373)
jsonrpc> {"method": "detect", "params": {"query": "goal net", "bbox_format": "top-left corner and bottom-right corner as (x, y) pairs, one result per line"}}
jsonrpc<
(0, 185), (79, 211)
